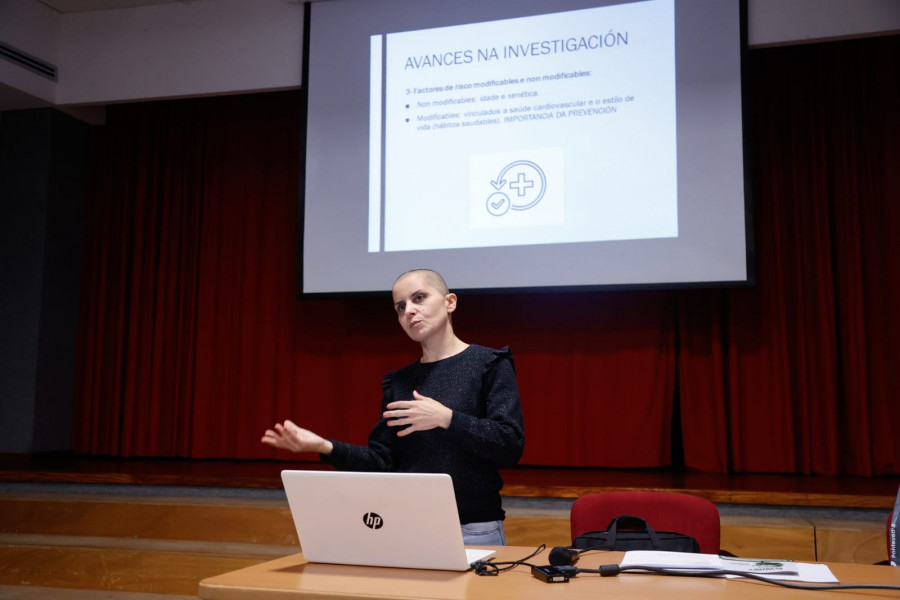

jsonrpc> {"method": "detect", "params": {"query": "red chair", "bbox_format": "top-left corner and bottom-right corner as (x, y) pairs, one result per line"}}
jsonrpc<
(570, 491), (721, 555)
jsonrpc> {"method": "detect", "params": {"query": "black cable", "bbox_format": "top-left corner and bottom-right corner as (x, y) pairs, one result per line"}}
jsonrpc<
(476, 549), (900, 592)
(472, 544), (546, 576)
(581, 564), (900, 592)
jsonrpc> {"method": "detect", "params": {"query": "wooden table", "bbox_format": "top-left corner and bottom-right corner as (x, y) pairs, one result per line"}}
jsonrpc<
(199, 546), (900, 599)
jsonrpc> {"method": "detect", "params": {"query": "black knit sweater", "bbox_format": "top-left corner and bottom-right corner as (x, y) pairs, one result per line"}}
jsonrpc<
(324, 345), (525, 524)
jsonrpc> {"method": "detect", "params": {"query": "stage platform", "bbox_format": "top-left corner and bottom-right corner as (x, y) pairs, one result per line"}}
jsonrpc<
(0, 453), (897, 510)
(1, 454), (897, 596)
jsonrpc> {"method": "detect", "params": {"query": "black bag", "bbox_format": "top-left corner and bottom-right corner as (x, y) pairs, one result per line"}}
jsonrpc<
(572, 515), (700, 553)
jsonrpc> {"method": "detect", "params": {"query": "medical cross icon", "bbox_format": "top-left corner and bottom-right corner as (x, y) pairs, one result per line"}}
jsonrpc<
(485, 160), (547, 216)
(509, 172), (535, 197)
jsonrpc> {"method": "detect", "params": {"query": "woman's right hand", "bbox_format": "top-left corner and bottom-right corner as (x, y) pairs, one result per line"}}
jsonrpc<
(261, 420), (333, 455)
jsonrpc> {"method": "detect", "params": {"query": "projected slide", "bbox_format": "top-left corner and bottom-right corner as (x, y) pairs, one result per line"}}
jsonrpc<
(303, 0), (747, 294)
(370, 0), (676, 253)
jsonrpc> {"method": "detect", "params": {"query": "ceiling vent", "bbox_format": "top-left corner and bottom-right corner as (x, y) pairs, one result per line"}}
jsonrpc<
(0, 41), (57, 81)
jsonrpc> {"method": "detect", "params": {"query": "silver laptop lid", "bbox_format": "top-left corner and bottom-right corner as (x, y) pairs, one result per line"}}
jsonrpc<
(281, 470), (495, 571)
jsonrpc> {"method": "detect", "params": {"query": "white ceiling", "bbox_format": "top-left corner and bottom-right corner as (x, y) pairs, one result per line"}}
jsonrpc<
(3, 0), (309, 117)
(36, 0), (322, 12)
(37, 0), (181, 13)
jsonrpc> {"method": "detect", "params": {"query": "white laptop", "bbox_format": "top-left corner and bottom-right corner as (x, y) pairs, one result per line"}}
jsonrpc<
(281, 470), (496, 571)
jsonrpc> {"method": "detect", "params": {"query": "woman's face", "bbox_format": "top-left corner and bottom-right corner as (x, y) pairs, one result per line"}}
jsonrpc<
(392, 272), (456, 343)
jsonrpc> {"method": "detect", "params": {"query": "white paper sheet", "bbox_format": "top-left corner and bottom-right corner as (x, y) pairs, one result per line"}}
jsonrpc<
(620, 551), (839, 583)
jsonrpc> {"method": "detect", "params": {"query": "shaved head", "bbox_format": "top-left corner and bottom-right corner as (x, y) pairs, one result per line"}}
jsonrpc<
(393, 269), (450, 295)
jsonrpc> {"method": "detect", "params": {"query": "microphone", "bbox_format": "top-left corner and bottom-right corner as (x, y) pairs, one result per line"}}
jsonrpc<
(549, 546), (581, 566)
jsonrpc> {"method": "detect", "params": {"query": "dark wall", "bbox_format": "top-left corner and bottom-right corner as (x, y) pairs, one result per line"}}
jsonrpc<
(0, 108), (87, 452)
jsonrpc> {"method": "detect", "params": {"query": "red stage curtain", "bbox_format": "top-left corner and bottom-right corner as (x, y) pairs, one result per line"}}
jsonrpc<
(678, 36), (900, 475)
(73, 37), (900, 475)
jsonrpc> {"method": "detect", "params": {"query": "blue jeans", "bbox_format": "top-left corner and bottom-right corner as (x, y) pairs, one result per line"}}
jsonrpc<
(461, 519), (507, 546)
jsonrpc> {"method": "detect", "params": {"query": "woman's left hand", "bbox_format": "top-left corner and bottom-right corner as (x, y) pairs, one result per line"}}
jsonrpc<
(383, 390), (453, 436)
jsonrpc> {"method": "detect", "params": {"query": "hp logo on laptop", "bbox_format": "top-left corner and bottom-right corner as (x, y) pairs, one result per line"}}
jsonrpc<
(363, 512), (384, 530)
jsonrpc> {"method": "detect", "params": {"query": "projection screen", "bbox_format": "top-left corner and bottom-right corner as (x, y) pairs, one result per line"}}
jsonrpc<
(301, 0), (750, 295)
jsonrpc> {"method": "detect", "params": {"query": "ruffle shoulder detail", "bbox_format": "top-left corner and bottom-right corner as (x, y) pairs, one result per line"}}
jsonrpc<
(484, 345), (514, 371)
(381, 371), (395, 391)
